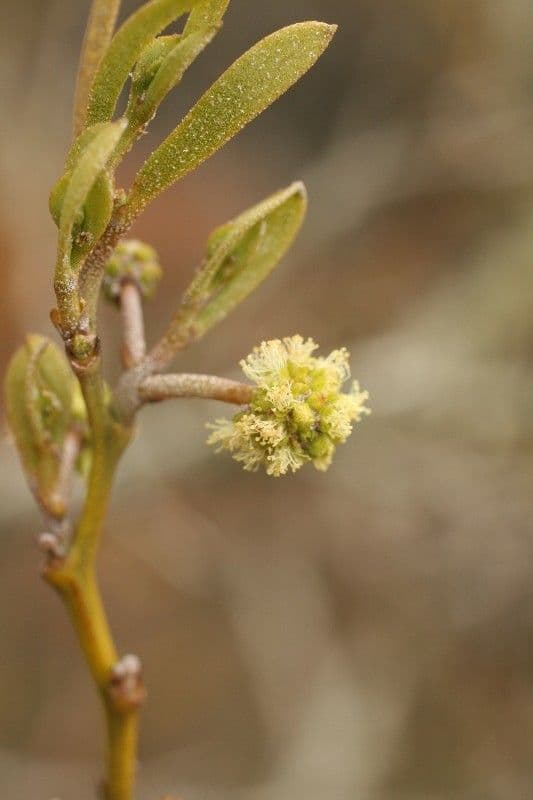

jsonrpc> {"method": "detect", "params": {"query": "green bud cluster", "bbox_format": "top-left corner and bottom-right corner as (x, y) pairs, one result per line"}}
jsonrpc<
(102, 239), (162, 303)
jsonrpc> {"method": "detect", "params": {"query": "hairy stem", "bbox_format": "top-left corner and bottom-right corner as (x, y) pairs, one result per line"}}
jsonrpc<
(44, 356), (140, 800)
(119, 281), (146, 369)
(139, 373), (254, 405)
(78, 207), (131, 332)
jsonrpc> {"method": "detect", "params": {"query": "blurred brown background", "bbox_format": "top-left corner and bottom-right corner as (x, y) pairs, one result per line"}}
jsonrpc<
(3, 1), (533, 798)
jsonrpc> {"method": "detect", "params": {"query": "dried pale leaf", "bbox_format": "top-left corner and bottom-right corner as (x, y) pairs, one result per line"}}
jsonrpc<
(86, 0), (199, 125)
(128, 22), (336, 214)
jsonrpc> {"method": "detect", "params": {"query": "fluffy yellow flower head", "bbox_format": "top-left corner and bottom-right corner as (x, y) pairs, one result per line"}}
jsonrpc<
(207, 335), (370, 476)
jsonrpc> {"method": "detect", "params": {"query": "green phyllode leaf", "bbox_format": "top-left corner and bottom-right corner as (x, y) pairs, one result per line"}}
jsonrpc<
(183, 0), (229, 36)
(64, 120), (121, 172)
(50, 172), (114, 267)
(128, 34), (181, 106)
(4, 336), (79, 518)
(127, 22), (336, 215)
(59, 120), (126, 249)
(127, 0), (229, 131)
(127, 31), (212, 130)
(50, 122), (115, 225)
(186, 181), (307, 335)
(73, 0), (122, 135)
(85, 0), (227, 127)
(53, 119), (126, 332)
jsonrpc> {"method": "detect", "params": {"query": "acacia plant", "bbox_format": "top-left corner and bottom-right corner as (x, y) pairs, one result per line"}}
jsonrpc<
(4, 1), (369, 798)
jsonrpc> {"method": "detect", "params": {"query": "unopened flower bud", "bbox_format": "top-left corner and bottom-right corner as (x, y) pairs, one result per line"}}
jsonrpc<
(102, 240), (163, 303)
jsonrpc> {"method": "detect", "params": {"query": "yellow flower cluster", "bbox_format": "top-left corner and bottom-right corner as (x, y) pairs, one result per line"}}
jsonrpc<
(207, 335), (370, 476)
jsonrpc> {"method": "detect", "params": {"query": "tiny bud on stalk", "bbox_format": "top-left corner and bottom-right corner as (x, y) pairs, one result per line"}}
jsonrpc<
(103, 239), (162, 303)
(109, 654), (146, 713)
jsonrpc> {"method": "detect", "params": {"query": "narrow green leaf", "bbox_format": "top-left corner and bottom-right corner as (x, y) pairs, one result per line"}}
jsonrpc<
(130, 35), (181, 95)
(114, 1), (229, 163)
(54, 119), (126, 333)
(128, 22), (336, 215)
(65, 121), (114, 171)
(75, 173), (115, 263)
(58, 119), (126, 259)
(114, 32), (207, 166)
(86, 0), (199, 126)
(49, 174), (70, 228)
(183, 0), (229, 36)
(51, 173), (114, 264)
(172, 182), (305, 343)
(73, 0), (122, 135)
(195, 182), (307, 333)
(132, 29), (213, 127)
(142, 0), (230, 121)
(49, 122), (115, 226)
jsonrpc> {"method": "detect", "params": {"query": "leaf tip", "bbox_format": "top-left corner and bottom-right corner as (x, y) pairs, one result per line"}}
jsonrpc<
(288, 180), (308, 214)
(308, 20), (338, 44)
(291, 180), (307, 201)
(116, 116), (129, 134)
